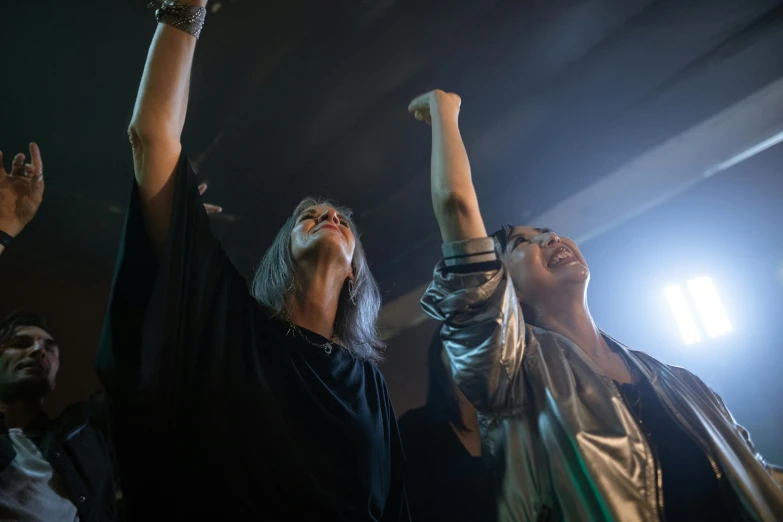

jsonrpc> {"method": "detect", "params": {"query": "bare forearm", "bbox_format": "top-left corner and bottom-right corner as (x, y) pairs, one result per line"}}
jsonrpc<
(430, 110), (487, 243)
(129, 1), (207, 253)
(130, 25), (196, 144)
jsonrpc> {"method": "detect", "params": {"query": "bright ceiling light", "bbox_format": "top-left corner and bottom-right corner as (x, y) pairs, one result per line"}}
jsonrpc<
(686, 277), (732, 338)
(664, 285), (701, 344)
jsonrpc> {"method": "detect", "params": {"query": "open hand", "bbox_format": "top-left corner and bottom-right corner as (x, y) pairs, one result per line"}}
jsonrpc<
(0, 142), (44, 236)
(198, 183), (222, 215)
(408, 90), (461, 125)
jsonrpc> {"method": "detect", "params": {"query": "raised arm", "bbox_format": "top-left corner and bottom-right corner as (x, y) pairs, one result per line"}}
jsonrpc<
(128, 0), (207, 255)
(0, 143), (44, 255)
(408, 90), (486, 243)
(411, 92), (527, 416)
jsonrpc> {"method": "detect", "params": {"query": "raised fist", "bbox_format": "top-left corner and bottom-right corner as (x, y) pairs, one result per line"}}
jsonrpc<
(408, 90), (461, 125)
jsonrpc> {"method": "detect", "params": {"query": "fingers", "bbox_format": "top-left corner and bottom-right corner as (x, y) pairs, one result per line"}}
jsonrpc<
(32, 171), (45, 195)
(0, 145), (43, 178)
(203, 203), (222, 215)
(407, 92), (433, 113)
(412, 110), (432, 125)
(1, 145), (44, 180)
(29, 142), (43, 177)
(198, 183), (207, 196)
(408, 90), (460, 126)
(11, 153), (25, 177)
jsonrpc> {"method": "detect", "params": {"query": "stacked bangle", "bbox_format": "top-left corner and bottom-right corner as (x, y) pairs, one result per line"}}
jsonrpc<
(152, 1), (207, 39)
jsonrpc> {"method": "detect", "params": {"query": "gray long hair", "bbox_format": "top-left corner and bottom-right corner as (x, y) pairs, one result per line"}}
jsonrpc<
(251, 197), (385, 364)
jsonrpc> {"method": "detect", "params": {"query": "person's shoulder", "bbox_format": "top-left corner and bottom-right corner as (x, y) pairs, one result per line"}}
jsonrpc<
(360, 358), (391, 391)
(663, 364), (715, 397)
(628, 348), (701, 382)
(57, 391), (111, 430)
(50, 402), (92, 441)
(627, 350), (719, 402)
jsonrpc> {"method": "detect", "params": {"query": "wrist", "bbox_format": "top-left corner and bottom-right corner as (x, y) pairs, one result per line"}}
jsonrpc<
(155, 0), (208, 39)
(0, 220), (24, 238)
(432, 107), (460, 127)
(169, 0), (208, 6)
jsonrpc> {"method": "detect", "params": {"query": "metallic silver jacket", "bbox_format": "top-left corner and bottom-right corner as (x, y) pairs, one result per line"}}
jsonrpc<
(421, 237), (783, 522)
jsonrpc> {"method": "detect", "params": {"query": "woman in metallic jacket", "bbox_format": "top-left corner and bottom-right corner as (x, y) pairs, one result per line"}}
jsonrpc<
(408, 89), (783, 522)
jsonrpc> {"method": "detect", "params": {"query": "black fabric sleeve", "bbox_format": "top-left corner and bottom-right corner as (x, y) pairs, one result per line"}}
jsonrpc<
(96, 152), (250, 415)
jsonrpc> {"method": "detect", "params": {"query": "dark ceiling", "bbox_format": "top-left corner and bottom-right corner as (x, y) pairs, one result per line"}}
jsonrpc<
(3, 0), (783, 304)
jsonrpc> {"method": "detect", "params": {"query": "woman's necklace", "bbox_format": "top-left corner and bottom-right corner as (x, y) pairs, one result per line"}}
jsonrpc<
(286, 321), (335, 355)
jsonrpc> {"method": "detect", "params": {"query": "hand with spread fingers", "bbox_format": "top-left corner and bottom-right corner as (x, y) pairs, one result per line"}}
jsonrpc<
(198, 182), (223, 215)
(0, 142), (45, 239)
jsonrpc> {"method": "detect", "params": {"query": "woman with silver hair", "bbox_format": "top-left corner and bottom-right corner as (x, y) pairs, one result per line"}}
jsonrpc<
(409, 89), (783, 521)
(96, 2), (408, 520)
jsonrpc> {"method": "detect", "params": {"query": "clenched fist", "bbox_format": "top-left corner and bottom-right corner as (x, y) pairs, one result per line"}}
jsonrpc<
(408, 90), (461, 125)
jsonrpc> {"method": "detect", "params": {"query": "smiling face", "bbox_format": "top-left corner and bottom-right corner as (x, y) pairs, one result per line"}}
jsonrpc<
(0, 325), (60, 402)
(290, 203), (356, 279)
(500, 226), (590, 310)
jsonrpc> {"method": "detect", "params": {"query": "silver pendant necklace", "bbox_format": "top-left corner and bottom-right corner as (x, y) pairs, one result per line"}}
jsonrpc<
(286, 321), (334, 355)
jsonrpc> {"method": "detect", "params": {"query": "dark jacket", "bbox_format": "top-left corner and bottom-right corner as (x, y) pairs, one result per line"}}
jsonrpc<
(0, 392), (121, 522)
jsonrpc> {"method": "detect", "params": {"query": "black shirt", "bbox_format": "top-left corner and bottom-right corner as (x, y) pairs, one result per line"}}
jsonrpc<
(0, 394), (120, 522)
(398, 408), (496, 522)
(617, 378), (743, 521)
(97, 153), (409, 521)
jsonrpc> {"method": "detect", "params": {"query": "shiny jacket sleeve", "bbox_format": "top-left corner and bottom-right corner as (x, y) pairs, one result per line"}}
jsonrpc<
(674, 366), (783, 487)
(420, 237), (527, 416)
(712, 391), (783, 487)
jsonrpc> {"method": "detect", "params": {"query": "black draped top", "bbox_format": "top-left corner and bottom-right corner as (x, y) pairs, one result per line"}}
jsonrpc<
(97, 154), (409, 521)
(398, 408), (497, 522)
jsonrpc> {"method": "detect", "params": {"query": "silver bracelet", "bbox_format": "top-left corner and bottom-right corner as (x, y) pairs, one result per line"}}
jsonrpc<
(151, 1), (206, 39)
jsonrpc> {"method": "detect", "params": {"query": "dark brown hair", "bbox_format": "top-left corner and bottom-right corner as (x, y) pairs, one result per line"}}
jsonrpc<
(0, 311), (51, 348)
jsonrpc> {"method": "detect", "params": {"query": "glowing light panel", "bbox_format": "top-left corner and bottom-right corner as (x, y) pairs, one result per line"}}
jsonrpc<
(664, 285), (702, 344)
(687, 277), (732, 338)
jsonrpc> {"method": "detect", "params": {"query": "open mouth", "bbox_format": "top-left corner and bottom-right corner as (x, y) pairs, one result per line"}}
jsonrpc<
(18, 361), (46, 372)
(547, 246), (578, 269)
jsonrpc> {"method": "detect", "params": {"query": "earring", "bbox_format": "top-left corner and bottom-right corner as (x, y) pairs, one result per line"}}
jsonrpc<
(348, 279), (357, 305)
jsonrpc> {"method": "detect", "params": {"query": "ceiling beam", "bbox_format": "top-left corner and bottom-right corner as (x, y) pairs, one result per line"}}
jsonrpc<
(378, 76), (783, 339)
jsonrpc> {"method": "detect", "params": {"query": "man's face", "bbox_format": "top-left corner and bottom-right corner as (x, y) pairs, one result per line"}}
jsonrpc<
(0, 325), (60, 400)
